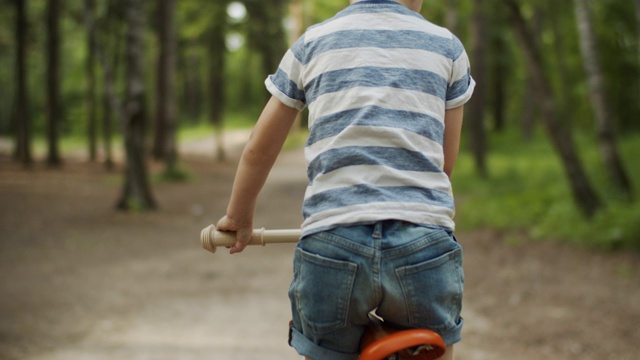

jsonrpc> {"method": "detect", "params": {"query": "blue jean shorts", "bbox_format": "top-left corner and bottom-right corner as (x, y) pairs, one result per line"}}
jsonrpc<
(288, 221), (464, 360)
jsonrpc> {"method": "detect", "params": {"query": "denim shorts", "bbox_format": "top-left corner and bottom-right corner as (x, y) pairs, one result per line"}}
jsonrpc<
(288, 220), (464, 360)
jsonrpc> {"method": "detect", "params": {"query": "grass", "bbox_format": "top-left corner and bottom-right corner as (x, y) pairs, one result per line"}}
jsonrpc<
(452, 129), (640, 250)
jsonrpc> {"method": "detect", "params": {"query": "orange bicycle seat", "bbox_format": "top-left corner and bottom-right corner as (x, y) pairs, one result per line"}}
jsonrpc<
(359, 314), (446, 360)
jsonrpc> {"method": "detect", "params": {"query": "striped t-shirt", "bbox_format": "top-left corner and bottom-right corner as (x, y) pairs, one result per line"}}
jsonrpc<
(266, 0), (475, 237)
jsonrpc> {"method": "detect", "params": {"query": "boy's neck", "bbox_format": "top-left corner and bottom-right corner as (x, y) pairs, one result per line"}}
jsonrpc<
(350, 0), (423, 13)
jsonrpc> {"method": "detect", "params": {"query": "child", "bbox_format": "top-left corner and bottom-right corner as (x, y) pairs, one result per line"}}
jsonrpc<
(216, 0), (475, 359)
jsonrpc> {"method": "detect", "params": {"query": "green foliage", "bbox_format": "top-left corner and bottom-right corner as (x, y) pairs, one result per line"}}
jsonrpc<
(453, 130), (640, 250)
(305, 0), (344, 25)
(1, 0), (638, 137)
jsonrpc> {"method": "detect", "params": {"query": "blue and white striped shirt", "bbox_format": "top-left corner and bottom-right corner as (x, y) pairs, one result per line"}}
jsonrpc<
(266, 0), (475, 237)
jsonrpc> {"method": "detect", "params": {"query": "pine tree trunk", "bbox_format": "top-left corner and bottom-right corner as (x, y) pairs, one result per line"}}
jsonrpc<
(46, 0), (62, 166)
(100, 43), (117, 171)
(209, 1), (227, 162)
(117, 0), (157, 211)
(14, 0), (32, 166)
(636, 0), (640, 67)
(468, 0), (488, 177)
(505, 0), (602, 218)
(574, 0), (633, 197)
(85, 0), (98, 162)
(154, 0), (178, 172)
(91, 0), (121, 170)
(490, 38), (506, 132)
(163, 0), (178, 173)
(520, 9), (542, 141)
(245, 0), (288, 101)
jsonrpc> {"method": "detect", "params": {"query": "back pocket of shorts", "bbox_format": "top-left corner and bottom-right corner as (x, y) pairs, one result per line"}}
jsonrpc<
(395, 247), (463, 330)
(293, 247), (358, 333)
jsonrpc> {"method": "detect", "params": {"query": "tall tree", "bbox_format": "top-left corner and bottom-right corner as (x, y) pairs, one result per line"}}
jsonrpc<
(46, 0), (62, 166)
(574, 0), (633, 197)
(179, 49), (204, 123)
(545, 0), (575, 128)
(489, 30), (508, 132)
(520, 8), (543, 141)
(116, 0), (157, 210)
(153, 0), (179, 173)
(95, 1), (124, 171)
(13, 0), (32, 166)
(208, 0), (228, 162)
(505, 0), (602, 218)
(636, 0), (640, 66)
(468, 0), (488, 177)
(84, 0), (98, 162)
(244, 0), (288, 98)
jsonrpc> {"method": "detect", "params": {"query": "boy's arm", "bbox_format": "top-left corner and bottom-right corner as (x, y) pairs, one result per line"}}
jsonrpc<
(216, 96), (299, 254)
(443, 105), (464, 179)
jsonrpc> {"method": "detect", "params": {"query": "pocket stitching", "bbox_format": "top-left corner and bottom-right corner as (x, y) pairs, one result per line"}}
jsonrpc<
(294, 247), (358, 333)
(394, 247), (463, 329)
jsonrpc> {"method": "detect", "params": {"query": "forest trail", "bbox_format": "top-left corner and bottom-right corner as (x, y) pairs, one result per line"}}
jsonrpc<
(1, 133), (639, 360)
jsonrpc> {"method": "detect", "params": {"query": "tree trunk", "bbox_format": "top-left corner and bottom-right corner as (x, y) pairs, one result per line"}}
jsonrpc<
(245, 0), (288, 100)
(99, 35), (120, 171)
(106, 3), (125, 171)
(153, 0), (176, 168)
(14, 0), (32, 167)
(488, 0), (508, 133)
(636, 0), (640, 67)
(521, 9), (542, 141)
(116, 0), (157, 211)
(490, 33), (507, 132)
(84, 0), (98, 162)
(547, 1), (574, 129)
(46, 0), (62, 166)
(95, 1), (123, 171)
(209, 1), (228, 162)
(505, 0), (602, 218)
(153, 0), (179, 172)
(574, 0), (633, 197)
(102, 64), (115, 170)
(468, 0), (488, 177)
(179, 52), (203, 123)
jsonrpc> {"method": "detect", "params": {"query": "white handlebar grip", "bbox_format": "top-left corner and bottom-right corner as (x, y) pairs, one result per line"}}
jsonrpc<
(200, 225), (301, 254)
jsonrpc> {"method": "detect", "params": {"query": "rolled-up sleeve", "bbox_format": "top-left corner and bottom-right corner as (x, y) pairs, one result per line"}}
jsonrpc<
(446, 36), (475, 109)
(265, 36), (307, 111)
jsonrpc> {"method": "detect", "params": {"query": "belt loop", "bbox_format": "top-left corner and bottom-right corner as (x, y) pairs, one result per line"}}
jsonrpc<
(372, 222), (383, 239)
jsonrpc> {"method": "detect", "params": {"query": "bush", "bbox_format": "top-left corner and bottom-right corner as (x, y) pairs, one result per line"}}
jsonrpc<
(453, 130), (640, 250)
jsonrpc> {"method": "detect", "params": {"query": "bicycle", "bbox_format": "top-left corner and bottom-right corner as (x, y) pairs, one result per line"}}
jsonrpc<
(201, 225), (447, 360)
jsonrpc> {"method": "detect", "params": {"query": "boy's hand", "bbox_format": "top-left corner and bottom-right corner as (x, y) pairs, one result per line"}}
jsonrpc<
(215, 216), (253, 254)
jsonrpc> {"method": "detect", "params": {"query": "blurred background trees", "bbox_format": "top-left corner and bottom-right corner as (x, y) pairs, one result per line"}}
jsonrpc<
(0, 0), (639, 247)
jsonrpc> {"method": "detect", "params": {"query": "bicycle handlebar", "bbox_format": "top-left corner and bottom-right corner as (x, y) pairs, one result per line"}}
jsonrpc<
(200, 224), (301, 254)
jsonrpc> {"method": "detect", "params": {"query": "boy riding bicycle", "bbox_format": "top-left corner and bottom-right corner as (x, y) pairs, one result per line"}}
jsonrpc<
(216, 1), (475, 359)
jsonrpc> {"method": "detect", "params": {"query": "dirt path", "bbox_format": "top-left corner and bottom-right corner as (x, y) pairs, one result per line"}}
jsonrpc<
(1, 136), (639, 360)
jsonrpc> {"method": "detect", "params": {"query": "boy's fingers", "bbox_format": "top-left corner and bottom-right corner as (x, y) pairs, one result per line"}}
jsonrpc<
(229, 243), (244, 254)
(229, 241), (248, 254)
(229, 228), (252, 254)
